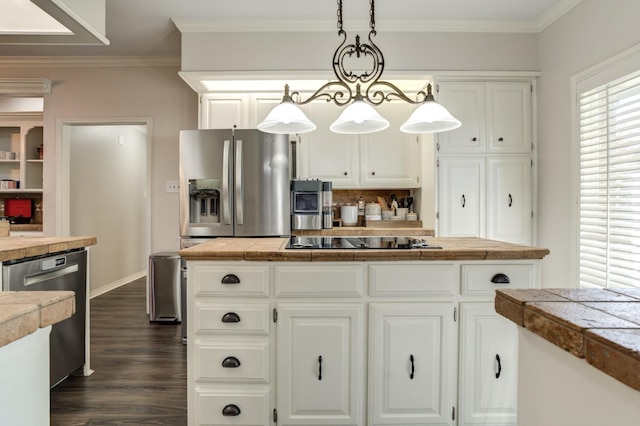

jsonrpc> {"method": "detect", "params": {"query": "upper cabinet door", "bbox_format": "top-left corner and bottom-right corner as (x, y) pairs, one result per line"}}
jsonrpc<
(360, 101), (421, 188)
(486, 82), (531, 154)
(436, 82), (486, 154)
(199, 93), (250, 129)
(298, 101), (359, 188)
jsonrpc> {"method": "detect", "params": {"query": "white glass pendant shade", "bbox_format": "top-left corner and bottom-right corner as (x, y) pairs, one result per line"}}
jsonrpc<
(400, 101), (461, 134)
(257, 101), (316, 134)
(329, 100), (390, 134)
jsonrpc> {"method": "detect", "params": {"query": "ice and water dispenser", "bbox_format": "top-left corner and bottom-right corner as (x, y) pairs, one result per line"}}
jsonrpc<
(188, 178), (220, 225)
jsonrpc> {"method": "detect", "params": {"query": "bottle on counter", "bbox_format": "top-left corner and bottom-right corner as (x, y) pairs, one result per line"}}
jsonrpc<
(322, 181), (333, 229)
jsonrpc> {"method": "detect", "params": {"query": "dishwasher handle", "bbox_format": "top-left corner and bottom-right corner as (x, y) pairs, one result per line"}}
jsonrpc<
(24, 264), (79, 287)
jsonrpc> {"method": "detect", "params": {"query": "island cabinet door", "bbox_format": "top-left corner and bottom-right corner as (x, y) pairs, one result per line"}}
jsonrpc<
(459, 302), (518, 426)
(369, 303), (457, 426)
(276, 303), (365, 426)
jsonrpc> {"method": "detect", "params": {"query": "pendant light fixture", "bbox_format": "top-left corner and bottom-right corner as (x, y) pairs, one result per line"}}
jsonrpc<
(257, 0), (461, 135)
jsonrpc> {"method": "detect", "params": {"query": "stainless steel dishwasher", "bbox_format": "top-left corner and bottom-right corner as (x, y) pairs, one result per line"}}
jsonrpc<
(2, 249), (87, 388)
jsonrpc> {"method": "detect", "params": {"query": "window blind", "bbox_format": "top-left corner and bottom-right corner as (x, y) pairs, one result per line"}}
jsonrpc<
(579, 70), (640, 289)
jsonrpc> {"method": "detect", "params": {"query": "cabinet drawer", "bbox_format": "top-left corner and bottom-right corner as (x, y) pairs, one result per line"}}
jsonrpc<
(195, 342), (270, 384)
(194, 302), (270, 336)
(193, 265), (269, 297)
(369, 263), (457, 297)
(274, 264), (364, 297)
(461, 264), (534, 296)
(196, 388), (270, 426)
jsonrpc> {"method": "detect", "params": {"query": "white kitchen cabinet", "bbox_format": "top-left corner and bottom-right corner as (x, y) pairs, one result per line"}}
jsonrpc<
(369, 303), (456, 425)
(438, 156), (485, 238)
(187, 259), (542, 426)
(486, 156), (532, 245)
(436, 82), (486, 154)
(0, 117), (44, 193)
(486, 83), (531, 154)
(359, 101), (421, 188)
(459, 302), (518, 426)
(276, 303), (365, 426)
(438, 155), (532, 245)
(297, 101), (360, 187)
(436, 81), (531, 154)
(200, 93), (251, 129)
(435, 79), (535, 245)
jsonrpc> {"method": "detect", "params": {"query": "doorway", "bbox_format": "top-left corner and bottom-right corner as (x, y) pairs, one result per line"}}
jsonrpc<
(59, 121), (151, 298)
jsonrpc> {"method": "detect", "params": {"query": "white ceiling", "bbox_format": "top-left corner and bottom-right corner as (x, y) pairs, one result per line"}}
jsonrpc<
(0, 0), (583, 57)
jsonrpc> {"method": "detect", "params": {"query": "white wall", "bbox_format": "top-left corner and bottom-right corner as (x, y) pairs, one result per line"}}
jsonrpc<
(0, 63), (198, 255)
(537, 0), (640, 287)
(181, 31), (540, 73)
(69, 125), (146, 294)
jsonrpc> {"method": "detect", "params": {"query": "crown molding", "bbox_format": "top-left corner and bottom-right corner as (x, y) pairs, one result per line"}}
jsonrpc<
(0, 78), (51, 95)
(536, 0), (583, 32)
(0, 55), (180, 68)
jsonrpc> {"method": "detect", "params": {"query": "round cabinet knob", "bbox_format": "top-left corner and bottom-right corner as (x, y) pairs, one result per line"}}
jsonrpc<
(498, 137), (504, 142)
(343, 171), (348, 176)
(371, 171), (376, 176)
(472, 137), (478, 142)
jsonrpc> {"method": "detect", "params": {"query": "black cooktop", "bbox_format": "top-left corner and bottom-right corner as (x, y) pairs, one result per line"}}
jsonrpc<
(286, 236), (441, 250)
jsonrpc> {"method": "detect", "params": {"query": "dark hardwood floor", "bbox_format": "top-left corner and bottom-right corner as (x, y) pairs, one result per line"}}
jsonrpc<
(50, 277), (187, 425)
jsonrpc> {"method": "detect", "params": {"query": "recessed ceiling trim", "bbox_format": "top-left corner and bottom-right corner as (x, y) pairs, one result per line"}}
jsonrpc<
(0, 0), (109, 45)
(173, 18), (544, 34)
(0, 78), (52, 95)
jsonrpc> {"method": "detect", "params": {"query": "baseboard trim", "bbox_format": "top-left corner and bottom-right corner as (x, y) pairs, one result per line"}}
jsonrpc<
(90, 271), (146, 299)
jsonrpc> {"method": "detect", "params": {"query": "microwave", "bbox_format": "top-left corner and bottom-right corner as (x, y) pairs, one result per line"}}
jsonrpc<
(291, 180), (323, 230)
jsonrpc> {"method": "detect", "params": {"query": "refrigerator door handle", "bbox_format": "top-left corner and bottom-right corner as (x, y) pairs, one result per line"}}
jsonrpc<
(222, 139), (231, 225)
(235, 139), (244, 225)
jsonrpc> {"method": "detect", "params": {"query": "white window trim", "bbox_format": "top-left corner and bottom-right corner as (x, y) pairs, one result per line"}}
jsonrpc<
(570, 42), (640, 288)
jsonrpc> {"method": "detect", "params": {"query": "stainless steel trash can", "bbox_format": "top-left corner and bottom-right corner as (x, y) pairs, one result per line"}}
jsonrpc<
(149, 252), (182, 322)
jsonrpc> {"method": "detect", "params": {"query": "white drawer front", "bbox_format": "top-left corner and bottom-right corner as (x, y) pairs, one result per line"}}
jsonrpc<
(274, 264), (364, 297)
(195, 342), (270, 384)
(194, 303), (270, 336)
(196, 388), (270, 426)
(461, 264), (534, 296)
(193, 265), (269, 297)
(369, 263), (457, 296)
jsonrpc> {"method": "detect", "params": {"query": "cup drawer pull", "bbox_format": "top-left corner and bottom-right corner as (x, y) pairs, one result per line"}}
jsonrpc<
(491, 273), (510, 284)
(221, 274), (240, 284)
(222, 404), (241, 416)
(221, 312), (241, 323)
(221, 356), (241, 368)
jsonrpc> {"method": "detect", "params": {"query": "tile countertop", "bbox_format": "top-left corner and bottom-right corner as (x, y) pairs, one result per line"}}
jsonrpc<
(179, 237), (550, 261)
(0, 291), (76, 349)
(0, 236), (97, 263)
(495, 288), (640, 392)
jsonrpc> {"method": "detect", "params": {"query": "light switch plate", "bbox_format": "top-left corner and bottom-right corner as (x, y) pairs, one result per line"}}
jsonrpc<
(165, 180), (180, 193)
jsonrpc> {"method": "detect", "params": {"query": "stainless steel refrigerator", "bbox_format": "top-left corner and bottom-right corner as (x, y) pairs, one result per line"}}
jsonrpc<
(179, 129), (290, 243)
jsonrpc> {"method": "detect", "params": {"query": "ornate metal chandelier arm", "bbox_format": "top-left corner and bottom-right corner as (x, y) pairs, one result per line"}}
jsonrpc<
(291, 80), (354, 106)
(364, 80), (427, 105)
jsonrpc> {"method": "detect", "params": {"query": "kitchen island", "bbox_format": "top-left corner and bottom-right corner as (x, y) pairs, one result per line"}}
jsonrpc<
(181, 237), (548, 426)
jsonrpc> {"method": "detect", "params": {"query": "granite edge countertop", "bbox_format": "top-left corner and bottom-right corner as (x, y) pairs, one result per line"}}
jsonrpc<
(179, 237), (550, 261)
(0, 236), (97, 263)
(0, 291), (76, 349)
(495, 288), (640, 392)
